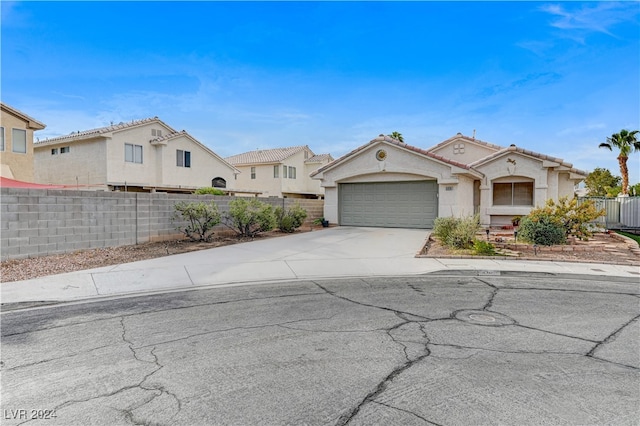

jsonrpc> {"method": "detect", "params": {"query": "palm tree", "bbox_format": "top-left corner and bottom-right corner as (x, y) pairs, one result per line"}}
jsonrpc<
(388, 131), (404, 143)
(599, 129), (640, 196)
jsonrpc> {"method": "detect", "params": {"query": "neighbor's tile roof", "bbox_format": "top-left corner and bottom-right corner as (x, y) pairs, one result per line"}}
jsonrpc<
(34, 117), (171, 145)
(305, 154), (333, 163)
(225, 146), (308, 165)
(468, 145), (587, 175)
(311, 135), (473, 177)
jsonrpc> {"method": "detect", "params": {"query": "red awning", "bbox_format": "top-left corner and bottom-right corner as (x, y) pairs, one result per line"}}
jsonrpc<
(0, 176), (68, 189)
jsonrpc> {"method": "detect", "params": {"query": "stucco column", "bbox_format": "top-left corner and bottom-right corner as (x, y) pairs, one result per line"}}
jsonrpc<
(534, 168), (548, 207)
(479, 181), (491, 226)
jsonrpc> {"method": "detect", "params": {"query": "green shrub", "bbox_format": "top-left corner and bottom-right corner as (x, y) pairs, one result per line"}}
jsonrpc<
(432, 217), (458, 245)
(172, 201), (221, 241)
(518, 215), (566, 246)
(224, 198), (276, 237)
(433, 215), (480, 249)
(274, 203), (308, 233)
(528, 196), (605, 240)
(194, 187), (225, 195)
(473, 240), (496, 255)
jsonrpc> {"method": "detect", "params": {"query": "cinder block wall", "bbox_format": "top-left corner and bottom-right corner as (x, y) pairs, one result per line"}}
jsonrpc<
(0, 188), (324, 261)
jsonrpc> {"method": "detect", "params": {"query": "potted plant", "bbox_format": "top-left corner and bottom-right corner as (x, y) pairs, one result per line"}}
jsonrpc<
(313, 218), (329, 228)
(511, 215), (522, 227)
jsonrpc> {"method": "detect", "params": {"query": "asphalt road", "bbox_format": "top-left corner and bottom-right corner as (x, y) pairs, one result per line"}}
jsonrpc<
(1, 271), (639, 426)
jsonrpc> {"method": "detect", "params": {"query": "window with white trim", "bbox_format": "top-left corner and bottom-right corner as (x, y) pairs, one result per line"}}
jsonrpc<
(493, 182), (534, 206)
(288, 166), (296, 179)
(51, 148), (58, 155)
(283, 165), (288, 178)
(251, 166), (256, 179)
(177, 150), (191, 167)
(12, 128), (26, 153)
(125, 143), (143, 163)
(151, 129), (163, 137)
(60, 146), (70, 154)
(0, 127), (4, 151)
(273, 165), (279, 178)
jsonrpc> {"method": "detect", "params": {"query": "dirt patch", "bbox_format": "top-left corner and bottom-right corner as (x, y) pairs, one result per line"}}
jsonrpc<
(1, 228), (319, 283)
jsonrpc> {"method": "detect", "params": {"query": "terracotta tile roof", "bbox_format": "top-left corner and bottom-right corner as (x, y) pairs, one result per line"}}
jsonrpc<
(305, 153), (333, 163)
(34, 117), (171, 145)
(426, 133), (503, 152)
(311, 135), (472, 177)
(1, 102), (46, 130)
(468, 145), (588, 176)
(225, 146), (309, 165)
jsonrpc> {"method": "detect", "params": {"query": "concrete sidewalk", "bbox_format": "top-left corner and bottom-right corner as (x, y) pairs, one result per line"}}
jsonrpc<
(2, 227), (639, 306)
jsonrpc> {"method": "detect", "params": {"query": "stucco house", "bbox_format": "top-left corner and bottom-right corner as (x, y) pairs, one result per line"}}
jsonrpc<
(311, 134), (587, 228)
(33, 117), (239, 192)
(225, 146), (333, 198)
(1, 102), (46, 182)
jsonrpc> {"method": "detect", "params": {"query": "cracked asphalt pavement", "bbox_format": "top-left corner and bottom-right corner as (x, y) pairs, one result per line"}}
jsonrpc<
(1, 271), (638, 425)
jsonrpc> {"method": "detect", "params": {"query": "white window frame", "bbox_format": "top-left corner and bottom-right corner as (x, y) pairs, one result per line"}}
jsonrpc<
(273, 165), (279, 178)
(177, 149), (191, 168)
(125, 143), (143, 164)
(283, 165), (288, 178)
(51, 148), (58, 155)
(492, 181), (534, 206)
(288, 166), (296, 179)
(12, 128), (27, 153)
(60, 146), (70, 154)
(251, 166), (256, 179)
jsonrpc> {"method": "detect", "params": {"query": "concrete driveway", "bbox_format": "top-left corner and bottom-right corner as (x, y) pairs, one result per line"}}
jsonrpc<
(2, 226), (638, 306)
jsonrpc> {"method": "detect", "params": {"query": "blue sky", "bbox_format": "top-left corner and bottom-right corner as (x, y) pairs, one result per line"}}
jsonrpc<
(2, 1), (639, 184)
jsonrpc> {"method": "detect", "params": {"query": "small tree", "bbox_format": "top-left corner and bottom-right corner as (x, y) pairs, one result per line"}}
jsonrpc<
(584, 168), (621, 197)
(274, 203), (308, 233)
(172, 201), (221, 242)
(224, 198), (276, 237)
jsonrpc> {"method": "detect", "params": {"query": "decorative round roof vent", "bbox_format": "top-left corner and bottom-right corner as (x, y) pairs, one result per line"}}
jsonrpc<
(376, 149), (387, 161)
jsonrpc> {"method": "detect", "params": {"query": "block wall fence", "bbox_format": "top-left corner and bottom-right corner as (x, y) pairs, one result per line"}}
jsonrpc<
(0, 188), (324, 261)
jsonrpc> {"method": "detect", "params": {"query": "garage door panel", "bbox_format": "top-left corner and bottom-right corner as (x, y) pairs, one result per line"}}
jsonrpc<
(339, 181), (438, 229)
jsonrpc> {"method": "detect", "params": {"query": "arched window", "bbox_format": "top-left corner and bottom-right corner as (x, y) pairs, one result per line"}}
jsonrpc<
(212, 177), (227, 188)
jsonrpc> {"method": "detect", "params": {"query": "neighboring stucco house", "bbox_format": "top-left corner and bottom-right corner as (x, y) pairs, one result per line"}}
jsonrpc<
(33, 117), (239, 192)
(311, 134), (587, 228)
(225, 146), (333, 198)
(0, 102), (46, 182)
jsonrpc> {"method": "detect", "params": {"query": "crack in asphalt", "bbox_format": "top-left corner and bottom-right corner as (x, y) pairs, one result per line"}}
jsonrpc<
(313, 277), (640, 425)
(1, 290), (326, 338)
(311, 281), (433, 425)
(6, 276), (639, 425)
(372, 400), (442, 425)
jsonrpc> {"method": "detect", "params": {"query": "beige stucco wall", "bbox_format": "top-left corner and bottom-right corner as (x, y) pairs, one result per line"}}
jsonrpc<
(429, 137), (499, 164)
(232, 148), (327, 198)
(1, 111), (38, 182)
(35, 138), (108, 187)
(35, 122), (236, 191)
(475, 152), (561, 226)
(234, 164), (282, 196)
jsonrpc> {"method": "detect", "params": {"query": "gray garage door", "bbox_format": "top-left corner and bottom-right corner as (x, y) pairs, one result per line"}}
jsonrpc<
(339, 181), (438, 228)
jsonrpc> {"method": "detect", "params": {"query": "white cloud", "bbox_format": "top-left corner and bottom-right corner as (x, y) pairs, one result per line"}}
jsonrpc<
(540, 2), (639, 37)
